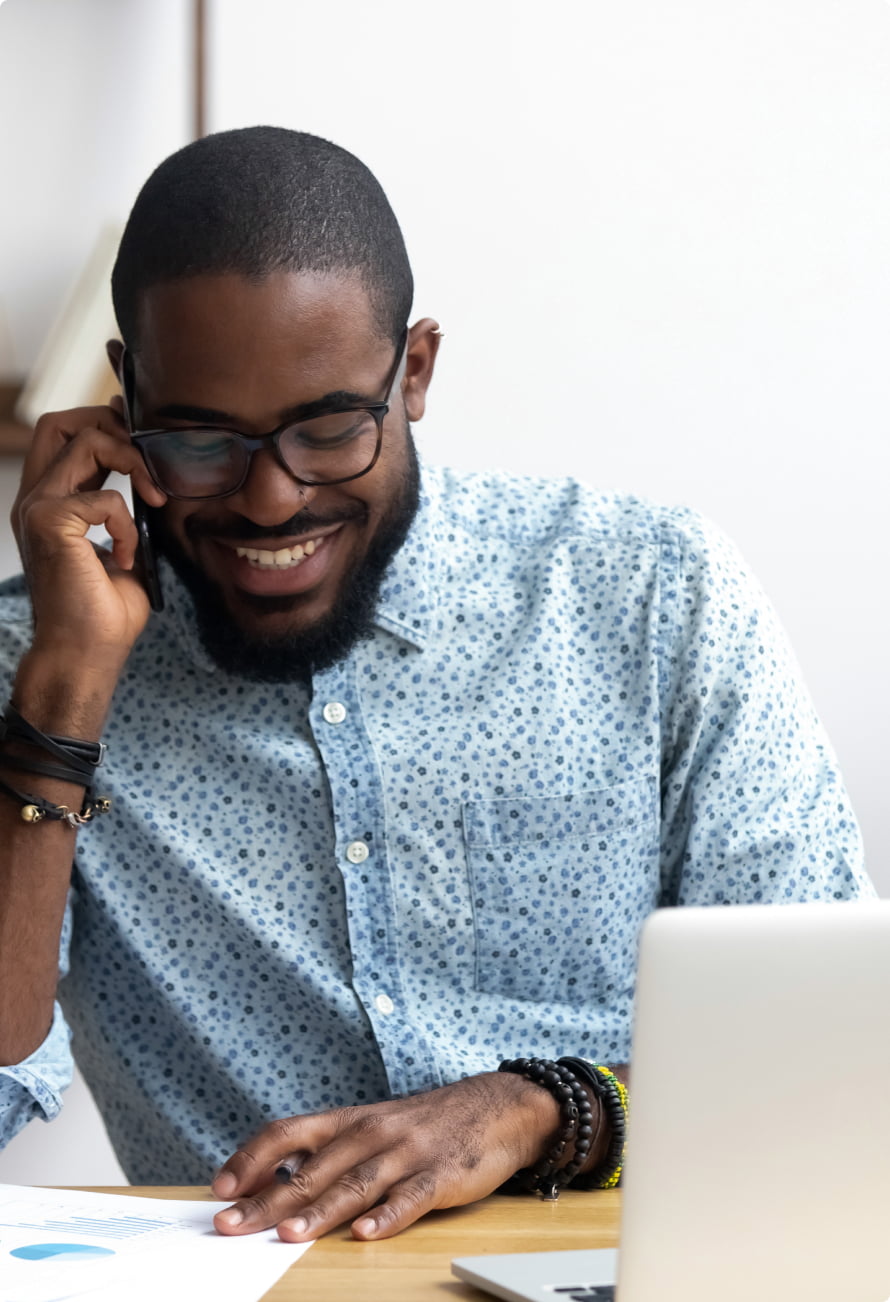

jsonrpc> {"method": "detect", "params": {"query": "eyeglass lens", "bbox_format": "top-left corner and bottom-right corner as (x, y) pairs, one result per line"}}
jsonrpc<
(140, 409), (381, 498)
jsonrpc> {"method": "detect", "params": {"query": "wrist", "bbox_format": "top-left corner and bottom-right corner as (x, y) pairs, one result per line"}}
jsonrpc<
(484, 1069), (563, 1170)
(12, 649), (119, 739)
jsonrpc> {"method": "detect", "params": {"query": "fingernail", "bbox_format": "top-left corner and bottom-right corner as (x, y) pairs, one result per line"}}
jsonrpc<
(213, 1171), (237, 1199)
(282, 1216), (308, 1235)
(353, 1217), (377, 1238)
(216, 1206), (244, 1228)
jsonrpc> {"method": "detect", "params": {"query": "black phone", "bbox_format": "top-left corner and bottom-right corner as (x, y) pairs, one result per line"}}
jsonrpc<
(119, 348), (164, 613)
(132, 488), (164, 612)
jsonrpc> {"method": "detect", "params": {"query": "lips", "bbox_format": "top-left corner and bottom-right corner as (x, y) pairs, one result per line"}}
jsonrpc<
(217, 524), (345, 597)
(234, 538), (319, 569)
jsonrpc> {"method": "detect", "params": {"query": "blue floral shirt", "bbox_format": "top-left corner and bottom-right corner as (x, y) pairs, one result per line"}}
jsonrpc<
(0, 463), (870, 1181)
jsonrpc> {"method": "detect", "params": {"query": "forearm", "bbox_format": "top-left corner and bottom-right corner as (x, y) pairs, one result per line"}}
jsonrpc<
(0, 650), (117, 1065)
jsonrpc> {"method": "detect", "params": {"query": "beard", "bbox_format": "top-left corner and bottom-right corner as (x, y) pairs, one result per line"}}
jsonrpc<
(148, 431), (421, 682)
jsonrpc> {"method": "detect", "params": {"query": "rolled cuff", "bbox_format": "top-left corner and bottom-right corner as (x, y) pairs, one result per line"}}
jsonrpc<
(0, 1002), (73, 1147)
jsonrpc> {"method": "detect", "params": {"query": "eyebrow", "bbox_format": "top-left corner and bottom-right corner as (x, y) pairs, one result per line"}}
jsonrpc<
(151, 389), (375, 427)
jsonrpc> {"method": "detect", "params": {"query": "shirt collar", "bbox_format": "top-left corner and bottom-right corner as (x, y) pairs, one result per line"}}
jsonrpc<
(371, 459), (444, 651)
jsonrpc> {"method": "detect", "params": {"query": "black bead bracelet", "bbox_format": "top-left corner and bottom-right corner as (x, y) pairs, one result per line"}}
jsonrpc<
(558, 1057), (627, 1189)
(498, 1056), (597, 1201)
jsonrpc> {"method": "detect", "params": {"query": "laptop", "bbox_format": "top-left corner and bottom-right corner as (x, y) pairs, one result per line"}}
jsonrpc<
(453, 901), (890, 1302)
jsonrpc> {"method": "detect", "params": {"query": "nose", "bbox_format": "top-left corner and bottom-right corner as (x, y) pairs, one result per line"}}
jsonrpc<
(228, 443), (319, 525)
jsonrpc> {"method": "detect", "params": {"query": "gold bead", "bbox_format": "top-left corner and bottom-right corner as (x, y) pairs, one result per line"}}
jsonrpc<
(21, 805), (43, 823)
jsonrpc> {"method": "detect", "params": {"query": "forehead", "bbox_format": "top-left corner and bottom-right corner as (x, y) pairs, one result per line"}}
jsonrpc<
(133, 270), (384, 393)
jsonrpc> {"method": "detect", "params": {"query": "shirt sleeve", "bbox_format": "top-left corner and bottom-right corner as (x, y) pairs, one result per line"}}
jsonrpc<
(656, 514), (872, 907)
(0, 891), (75, 1147)
(0, 581), (77, 1146)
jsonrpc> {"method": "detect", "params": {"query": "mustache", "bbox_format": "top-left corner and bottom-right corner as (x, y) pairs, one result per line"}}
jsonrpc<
(182, 502), (368, 543)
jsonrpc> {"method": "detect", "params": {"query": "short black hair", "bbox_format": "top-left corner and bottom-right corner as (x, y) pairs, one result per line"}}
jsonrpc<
(112, 126), (413, 349)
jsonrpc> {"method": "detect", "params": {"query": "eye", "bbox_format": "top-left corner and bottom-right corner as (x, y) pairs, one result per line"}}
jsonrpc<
(290, 411), (376, 449)
(164, 429), (236, 460)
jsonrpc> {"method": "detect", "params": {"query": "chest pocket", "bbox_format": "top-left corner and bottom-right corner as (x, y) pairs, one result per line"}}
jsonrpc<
(462, 778), (658, 1004)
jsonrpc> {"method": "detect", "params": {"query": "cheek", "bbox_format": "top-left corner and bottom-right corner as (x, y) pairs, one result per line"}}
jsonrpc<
(154, 503), (196, 550)
(364, 423), (412, 510)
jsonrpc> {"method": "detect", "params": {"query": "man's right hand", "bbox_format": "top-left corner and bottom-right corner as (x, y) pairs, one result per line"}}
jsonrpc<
(11, 401), (167, 676)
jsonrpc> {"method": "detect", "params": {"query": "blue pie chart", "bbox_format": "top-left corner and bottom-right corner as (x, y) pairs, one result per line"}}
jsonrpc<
(11, 1243), (116, 1261)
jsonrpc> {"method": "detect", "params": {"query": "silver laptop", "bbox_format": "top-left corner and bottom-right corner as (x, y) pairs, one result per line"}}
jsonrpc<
(453, 901), (890, 1302)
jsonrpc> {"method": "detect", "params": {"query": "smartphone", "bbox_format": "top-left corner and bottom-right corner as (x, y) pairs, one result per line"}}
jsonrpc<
(119, 348), (164, 613)
(132, 488), (164, 612)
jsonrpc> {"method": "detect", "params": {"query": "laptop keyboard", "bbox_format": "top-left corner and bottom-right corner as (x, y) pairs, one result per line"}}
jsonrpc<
(548, 1288), (615, 1300)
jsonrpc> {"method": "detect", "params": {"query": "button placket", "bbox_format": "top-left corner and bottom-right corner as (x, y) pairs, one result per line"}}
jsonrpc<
(309, 660), (436, 1096)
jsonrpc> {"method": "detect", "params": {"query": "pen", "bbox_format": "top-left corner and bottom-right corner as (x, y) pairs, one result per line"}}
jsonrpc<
(275, 1153), (304, 1184)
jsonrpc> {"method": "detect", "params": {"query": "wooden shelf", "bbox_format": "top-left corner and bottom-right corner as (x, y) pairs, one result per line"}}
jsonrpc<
(0, 419), (31, 455)
(0, 384), (31, 455)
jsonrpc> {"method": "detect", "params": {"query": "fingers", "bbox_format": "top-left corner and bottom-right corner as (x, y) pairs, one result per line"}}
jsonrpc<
(215, 1153), (443, 1244)
(349, 1172), (439, 1241)
(22, 405), (129, 496)
(27, 422), (164, 505)
(211, 1076), (540, 1245)
(14, 408), (164, 546)
(213, 1114), (330, 1198)
(212, 1110), (393, 1238)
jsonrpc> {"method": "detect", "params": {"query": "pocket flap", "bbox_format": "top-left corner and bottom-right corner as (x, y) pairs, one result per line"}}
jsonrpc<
(462, 777), (655, 847)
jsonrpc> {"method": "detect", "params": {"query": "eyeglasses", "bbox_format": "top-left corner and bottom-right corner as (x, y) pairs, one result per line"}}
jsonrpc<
(122, 329), (408, 500)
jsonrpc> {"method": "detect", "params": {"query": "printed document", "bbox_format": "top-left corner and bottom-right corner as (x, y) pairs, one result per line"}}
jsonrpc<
(0, 1183), (314, 1302)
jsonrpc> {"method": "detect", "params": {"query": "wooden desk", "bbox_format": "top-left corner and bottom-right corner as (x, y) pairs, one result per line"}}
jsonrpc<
(80, 1186), (620, 1300)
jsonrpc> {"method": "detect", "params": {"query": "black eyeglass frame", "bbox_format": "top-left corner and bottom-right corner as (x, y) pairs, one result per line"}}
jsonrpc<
(120, 327), (409, 501)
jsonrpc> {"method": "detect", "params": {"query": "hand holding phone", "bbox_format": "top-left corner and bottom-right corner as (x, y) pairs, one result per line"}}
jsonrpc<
(131, 489), (164, 612)
(120, 349), (164, 612)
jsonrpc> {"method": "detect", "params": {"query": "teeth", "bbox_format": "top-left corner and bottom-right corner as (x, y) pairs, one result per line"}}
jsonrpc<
(235, 539), (320, 569)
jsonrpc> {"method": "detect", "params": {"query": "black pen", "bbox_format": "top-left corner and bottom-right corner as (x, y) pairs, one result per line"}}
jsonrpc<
(275, 1153), (304, 1183)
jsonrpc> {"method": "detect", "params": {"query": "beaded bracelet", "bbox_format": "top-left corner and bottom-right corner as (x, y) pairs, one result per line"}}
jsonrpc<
(558, 1057), (628, 1189)
(498, 1057), (596, 1201)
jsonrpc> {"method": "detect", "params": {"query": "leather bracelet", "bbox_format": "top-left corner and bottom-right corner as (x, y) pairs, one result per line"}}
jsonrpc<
(498, 1057), (596, 1201)
(558, 1058), (628, 1189)
(0, 773), (111, 827)
(0, 751), (98, 788)
(0, 703), (106, 770)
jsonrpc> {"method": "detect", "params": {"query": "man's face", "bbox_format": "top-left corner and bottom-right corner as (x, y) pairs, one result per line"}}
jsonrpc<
(127, 271), (437, 679)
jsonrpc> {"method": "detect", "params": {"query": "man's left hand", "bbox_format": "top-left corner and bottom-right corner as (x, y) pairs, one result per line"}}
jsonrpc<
(211, 1071), (562, 1241)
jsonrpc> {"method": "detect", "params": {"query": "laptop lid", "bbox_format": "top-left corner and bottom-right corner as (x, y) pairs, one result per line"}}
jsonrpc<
(617, 901), (890, 1302)
(453, 901), (890, 1302)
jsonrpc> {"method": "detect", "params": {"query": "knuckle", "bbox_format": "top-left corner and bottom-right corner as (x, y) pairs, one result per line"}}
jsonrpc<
(264, 1116), (300, 1147)
(239, 1189), (277, 1220)
(337, 1161), (380, 1200)
(277, 1163), (315, 1201)
(329, 1106), (361, 1133)
(402, 1172), (438, 1208)
(347, 1110), (385, 1140)
(229, 1145), (262, 1176)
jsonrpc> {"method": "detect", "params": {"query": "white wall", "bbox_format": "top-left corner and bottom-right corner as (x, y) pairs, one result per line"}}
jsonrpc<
(207, 0), (890, 891)
(0, 0), (888, 1186)
(0, 0), (192, 1188)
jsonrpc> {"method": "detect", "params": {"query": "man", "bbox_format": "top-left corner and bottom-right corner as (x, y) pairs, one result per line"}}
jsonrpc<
(0, 127), (870, 1242)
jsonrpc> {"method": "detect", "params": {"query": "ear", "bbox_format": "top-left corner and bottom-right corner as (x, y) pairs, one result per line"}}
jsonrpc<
(401, 318), (442, 422)
(106, 338), (124, 376)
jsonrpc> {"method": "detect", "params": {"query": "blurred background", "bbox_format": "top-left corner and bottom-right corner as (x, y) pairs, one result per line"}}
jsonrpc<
(0, 0), (888, 1184)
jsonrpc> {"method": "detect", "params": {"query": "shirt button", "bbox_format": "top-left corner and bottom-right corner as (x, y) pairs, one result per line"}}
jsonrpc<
(323, 701), (347, 724)
(374, 993), (394, 1015)
(346, 840), (370, 864)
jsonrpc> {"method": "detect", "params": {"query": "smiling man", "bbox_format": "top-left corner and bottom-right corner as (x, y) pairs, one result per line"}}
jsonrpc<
(0, 127), (871, 1244)
(115, 270), (425, 678)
